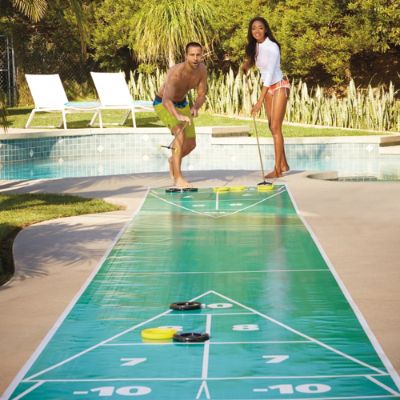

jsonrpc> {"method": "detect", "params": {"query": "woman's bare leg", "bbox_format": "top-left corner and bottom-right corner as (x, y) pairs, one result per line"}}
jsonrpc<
(264, 88), (289, 178)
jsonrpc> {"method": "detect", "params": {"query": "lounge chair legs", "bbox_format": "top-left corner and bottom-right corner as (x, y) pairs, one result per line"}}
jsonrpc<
(121, 110), (131, 126)
(25, 110), (36, 128)
(98, 110), (103, 129)
(62, 110), (67, 130)
(131, 108), (136, 128)
(89, 110), (99, 127)
(88, 110), (104, 128)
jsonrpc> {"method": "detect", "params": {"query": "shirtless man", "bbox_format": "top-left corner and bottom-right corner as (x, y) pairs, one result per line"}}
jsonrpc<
(153, 42), (207, 188)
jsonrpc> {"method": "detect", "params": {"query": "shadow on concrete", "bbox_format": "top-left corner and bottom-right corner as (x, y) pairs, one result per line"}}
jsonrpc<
(2, 216), (126, 285)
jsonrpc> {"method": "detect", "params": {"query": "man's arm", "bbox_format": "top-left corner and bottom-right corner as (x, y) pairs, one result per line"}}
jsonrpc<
(162, 68), (191, 123)
(191, 66), (207, 117)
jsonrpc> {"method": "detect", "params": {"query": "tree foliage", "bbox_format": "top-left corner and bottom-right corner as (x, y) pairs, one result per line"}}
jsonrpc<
(8, 0), (89, 56)
(2, 0), (399, 89)
(128, 0), (215, 67)
(91, 0), (140, 70)
(207, 0), (271, 68)
(269, 0), (353, 82)
(346, 0), (400, 52)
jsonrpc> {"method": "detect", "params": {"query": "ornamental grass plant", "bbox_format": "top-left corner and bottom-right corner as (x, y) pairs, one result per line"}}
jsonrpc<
(128, 69), (399, 132)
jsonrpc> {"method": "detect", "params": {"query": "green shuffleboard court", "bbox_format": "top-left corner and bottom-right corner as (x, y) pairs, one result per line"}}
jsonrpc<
(5, 186), (400, 399)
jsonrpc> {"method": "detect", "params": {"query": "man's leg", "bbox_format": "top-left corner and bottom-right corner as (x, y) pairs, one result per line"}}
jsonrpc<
(171, 123), (192, 188)
(168, 135), (196, 182)
(154, 102), (195, 187)
(180, 137), (196, 162)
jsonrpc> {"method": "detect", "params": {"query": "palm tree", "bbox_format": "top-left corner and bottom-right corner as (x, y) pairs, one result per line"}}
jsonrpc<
(10, 0), (48, 22)
(131, 0), (215, 67)
(11, 0), (88, 56)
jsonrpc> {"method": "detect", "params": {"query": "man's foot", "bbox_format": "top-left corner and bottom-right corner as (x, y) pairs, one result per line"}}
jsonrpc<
(265, 168), (283, 179)
(168, 157), (174, 180)
(175, 177), (192, 189)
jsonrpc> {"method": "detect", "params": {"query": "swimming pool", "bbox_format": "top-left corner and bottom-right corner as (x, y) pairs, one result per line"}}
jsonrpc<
(0, 132), (399, 180)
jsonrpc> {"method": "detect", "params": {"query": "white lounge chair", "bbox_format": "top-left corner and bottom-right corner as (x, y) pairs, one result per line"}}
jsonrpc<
(90, 72), (153, 128)
(25, 74), (99, 130)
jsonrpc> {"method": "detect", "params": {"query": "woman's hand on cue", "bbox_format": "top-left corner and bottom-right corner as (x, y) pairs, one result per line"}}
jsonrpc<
(251, 101), (263, 117)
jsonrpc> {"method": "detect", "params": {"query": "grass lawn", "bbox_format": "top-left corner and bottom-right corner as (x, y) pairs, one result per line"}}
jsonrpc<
(0, 193), (121, 285)
(4, 107), (386, 137)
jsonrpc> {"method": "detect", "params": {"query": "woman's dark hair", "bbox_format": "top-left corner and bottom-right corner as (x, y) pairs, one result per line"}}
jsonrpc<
(245, 17), (280, 68)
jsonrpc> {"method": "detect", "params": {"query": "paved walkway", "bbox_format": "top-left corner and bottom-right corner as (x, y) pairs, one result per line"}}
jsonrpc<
(1, 170), (399, 394)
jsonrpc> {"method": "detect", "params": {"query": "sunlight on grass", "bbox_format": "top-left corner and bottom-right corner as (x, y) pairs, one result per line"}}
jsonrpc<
(5, 107), (384, 137)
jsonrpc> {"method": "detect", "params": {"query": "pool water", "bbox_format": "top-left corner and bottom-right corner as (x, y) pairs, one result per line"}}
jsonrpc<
(0, 134), (399, 180)
(0, 155), (399, 181)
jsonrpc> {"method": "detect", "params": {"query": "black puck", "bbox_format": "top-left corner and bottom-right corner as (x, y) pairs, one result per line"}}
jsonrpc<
(170, 301), (202, 311)
(173, 332), (210, 343)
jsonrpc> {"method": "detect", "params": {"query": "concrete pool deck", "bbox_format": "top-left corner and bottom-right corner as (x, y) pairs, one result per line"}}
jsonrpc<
(0, 170), (400, 394)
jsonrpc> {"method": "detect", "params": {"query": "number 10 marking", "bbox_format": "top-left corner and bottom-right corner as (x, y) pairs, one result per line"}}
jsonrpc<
(254, 384), (331, 394)
(76, 386), (151, 397)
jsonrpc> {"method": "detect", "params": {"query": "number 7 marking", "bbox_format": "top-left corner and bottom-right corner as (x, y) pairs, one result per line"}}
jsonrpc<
(120, 358), (147, 367)
(262, 355), (289, 364)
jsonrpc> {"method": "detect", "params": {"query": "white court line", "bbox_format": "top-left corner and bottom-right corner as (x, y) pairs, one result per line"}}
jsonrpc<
(286, 184), (400, 390)
(149, 191), (218, 218)
(201, 315), (212, 380)
(366, 376), (400, 396)
(149, 187), (286, 219)
(207, 340), (311, 345)
(10, 381), (45, 400)
(25, 373), (390, 382)
(208, 290), (387, 375)
(214, 188), (286, 219)
(250, 397), (396, 400)
(103, 340), (311, 346)
(196, 380), (210, 400)
(22, 288), (389, 382)
(96, 269), (328, 275)
(22, 291), (213, 382)
(24, 309), (174, 381)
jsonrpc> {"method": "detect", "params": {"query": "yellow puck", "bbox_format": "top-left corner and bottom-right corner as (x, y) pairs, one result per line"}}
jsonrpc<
(257, 184), (274, 192)
(141, 327), (177, 340)
(229, 186), (247, 192)
(213, 186), (229, 193)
